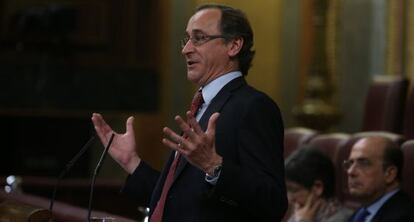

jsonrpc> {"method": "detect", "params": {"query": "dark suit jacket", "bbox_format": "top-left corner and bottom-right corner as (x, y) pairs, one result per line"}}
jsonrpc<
(348, 191), (414, 222)
(123, 77), (287, 222)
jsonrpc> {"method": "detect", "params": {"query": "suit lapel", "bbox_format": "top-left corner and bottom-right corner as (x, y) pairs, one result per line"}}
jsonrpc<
(370, 191), (402, 222)
(173, 77), (246, 179)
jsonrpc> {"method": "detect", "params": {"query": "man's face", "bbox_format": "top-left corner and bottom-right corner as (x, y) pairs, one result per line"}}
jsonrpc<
(182, 8), (234, 86)
(346, 138), (388, 202)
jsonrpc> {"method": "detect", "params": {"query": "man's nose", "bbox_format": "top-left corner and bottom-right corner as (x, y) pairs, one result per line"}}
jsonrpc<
(347, 163), (358, 176)
(182, 40), (194, 55)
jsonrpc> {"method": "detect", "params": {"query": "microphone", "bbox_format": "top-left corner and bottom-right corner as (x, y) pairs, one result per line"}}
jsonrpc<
(87, 133), (115, 221)
(49, 135), (96, 211)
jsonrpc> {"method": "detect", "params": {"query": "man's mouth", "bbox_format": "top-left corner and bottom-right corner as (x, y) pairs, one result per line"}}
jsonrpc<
(348, 181), (362, 189)
(187, 60), (198, 66)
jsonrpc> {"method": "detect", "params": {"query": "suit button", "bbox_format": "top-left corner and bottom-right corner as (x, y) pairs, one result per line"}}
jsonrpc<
(219, 196), (238, 206)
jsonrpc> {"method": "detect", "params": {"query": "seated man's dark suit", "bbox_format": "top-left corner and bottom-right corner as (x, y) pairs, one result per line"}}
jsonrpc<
(348, 190), (414, 222)
(122, 77), (288, 222)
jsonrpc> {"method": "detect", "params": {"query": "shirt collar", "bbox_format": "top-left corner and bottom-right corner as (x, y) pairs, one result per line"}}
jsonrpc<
(365, 189), (399, 221)
(200, 71), (242, 106)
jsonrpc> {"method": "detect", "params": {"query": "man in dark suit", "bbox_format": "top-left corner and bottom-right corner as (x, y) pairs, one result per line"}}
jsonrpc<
(91, 4), (287, 222)
(344, 136), (414, 222)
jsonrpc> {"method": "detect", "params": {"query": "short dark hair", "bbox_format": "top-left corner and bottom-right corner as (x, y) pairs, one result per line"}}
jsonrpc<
(381, 139), (403, 181)
(196, 4), (255, 75)
(285, 145), (335, 198)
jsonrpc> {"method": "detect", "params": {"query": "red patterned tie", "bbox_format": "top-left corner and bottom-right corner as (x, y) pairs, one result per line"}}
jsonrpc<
(150, 90), (203, 222)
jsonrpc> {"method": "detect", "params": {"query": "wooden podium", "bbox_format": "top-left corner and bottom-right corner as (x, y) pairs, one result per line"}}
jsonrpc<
(0, 200), (53, 221)
(0, 189), (136, 222)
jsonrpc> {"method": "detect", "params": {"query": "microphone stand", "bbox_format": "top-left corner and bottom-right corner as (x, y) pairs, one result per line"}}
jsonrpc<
(87, 133), (115, 221)
(49, 136), (96, 211)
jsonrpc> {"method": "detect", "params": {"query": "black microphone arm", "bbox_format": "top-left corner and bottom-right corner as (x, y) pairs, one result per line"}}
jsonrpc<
(87, 133), (115, 221)
(49, 135), (96, 211)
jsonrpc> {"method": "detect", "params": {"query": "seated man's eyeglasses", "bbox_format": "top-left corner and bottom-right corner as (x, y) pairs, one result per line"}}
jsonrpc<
(181, 31), (228, 48)
(343, 158), (373, 171)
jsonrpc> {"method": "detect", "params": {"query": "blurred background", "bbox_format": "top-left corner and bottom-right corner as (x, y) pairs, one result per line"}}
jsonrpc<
(0, 0), (413, 220)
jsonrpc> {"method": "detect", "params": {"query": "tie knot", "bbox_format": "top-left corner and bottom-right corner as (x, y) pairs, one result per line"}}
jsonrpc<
(353, 208), (370, 222)
(190, 90), (204, 117)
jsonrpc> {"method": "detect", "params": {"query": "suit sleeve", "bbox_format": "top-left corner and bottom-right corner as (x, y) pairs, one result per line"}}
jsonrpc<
(208, 94), (288, 221)
(121, 161), (160, 207)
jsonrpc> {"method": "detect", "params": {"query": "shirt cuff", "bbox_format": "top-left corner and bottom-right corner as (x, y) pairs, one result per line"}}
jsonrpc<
(205, 170), (221, 185)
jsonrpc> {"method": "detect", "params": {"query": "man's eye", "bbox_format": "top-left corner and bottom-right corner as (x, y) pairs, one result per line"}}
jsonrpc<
(194, 34), (206, 41)
(359, 159), (371, 166)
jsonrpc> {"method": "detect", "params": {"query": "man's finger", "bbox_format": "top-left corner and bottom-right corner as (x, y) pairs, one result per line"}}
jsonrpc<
(174, 115), (195, 139)
(206, 112), (220, 136)
(92, 113), (112, 144)
(186, 111), (203, 134)
(126, 116), (135, 135)
(163, 127), (184, 144)
(162, 138), (189, 155)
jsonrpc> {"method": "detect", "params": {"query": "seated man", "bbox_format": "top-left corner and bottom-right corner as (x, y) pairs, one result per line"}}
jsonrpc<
(345, 136), (414, 222)
(285, 145), (352, 222)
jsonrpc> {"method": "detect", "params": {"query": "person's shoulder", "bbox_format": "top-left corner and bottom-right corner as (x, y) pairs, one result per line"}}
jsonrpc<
(376, 191), (414, 220)
(234, 85), (280, 112)
(221, 77), (281, 113)
(326, 207), (353, 222)
(387, 190), (414, 208)
(324, 201), (354, 222)
(233, 81), (276, 103)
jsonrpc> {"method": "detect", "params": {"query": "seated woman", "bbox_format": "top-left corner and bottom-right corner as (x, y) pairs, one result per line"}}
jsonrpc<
(285, 145), (352, 222)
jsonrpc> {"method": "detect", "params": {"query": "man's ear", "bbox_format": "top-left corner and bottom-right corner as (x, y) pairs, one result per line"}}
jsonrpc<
(227, 37), (243, 57)
(312, 180), (324, 197)
(384, 165), (398, 184)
